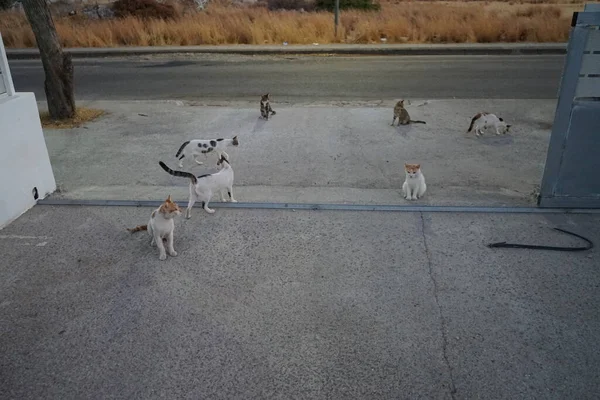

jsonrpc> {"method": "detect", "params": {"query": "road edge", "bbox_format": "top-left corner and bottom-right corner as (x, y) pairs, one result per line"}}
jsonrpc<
(6, 43), (567, 59)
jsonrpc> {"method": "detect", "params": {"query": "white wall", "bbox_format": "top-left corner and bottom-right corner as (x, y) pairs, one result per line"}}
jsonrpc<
(0, 93), (56, 229)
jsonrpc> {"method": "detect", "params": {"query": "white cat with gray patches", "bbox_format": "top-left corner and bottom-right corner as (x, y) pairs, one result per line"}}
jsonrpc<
(175, 136), (239, 168)
(467, 112), (511, 136)
(159, 155), (236, 219)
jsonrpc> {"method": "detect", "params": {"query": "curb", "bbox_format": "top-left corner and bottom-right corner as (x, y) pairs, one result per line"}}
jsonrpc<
(6, 43), (567, 59)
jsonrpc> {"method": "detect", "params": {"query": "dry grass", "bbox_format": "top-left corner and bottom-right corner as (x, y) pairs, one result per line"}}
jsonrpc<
(0, 1), (578, 47)
(40, 108), (105, 129)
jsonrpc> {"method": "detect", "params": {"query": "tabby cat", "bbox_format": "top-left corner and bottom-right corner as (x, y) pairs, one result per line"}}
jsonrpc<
(391, 100), (426, 126)
(260, 93), (276, 120)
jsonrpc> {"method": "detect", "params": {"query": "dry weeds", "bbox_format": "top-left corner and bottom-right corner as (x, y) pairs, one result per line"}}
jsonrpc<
(0, 1), (577, 47)
(40, 108), (105, 129)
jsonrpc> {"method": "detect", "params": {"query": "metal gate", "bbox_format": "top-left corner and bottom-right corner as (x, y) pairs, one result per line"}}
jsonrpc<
(539, 5), (600, 208)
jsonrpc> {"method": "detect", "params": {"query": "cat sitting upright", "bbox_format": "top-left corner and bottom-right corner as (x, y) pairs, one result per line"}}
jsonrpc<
(402, 163), (427, 201)
(391, 100), (426, 126)
(467, 112), (511, 136)
(128, 195), (181, 261)
(159, 154), (236, 219)
(175, 136), (239, 169)
(260, 93), (276, 120)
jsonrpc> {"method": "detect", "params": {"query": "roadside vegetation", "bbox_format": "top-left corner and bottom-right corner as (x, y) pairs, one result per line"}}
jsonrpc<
(40, 108), (104, 129)
(0, 0), (581, 47)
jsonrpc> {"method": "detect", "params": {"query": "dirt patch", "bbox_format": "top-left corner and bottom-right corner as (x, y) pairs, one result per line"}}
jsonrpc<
(40, 108), (105, 129)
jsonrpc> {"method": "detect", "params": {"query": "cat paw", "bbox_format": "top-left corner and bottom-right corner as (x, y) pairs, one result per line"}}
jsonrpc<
(169, 250), (178, 257)
(230, 199), (238, 203)
(206, 208), (215, 214)
(159, 253), (167, 261)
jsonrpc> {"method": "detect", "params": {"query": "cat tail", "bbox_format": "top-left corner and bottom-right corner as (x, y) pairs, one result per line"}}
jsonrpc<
(127, 225), (147, 233)
(159, 161), (197, 184)
(411, 120), (426, 124)
(175, 141), (190, 159)
(467, 113), (482, 132)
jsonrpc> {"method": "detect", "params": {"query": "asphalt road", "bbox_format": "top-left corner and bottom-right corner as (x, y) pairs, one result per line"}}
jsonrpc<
(9, 54), (564, 101)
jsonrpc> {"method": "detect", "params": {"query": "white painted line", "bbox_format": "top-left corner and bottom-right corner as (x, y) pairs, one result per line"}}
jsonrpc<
(0, 235), (50, 240)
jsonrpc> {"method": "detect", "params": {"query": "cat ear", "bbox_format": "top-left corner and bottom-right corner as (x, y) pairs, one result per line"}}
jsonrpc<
(415, 164), (420, 169)
(166, 194), (172, 202)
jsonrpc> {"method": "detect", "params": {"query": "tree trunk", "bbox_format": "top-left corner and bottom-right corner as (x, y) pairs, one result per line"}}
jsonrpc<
(21, 0), (75, 120)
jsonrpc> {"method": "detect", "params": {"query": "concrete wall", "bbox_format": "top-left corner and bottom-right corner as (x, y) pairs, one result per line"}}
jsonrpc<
(0, 93), (56, 229)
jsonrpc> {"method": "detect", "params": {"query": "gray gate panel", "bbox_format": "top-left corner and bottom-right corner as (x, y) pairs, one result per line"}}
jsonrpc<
(555, 102), (600, 196)
(538, 26), (589, 206)
(0, 71), (6, 94)
(539, 8), (600, 208)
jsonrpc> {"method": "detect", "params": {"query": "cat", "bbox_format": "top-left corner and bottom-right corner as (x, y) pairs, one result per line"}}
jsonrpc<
(391, 100), (426, 126)
(159, 155), (236, 219)
(260, 93), (276, 120)
(175, 136), (239, 168)
(467, 112), (511, 136)
(402, 163), (427, 201)
(127, 195), (181, 261)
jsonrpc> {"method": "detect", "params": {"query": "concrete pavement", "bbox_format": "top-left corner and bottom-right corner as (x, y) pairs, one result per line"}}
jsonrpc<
(9, 54), (565, 101)
(1, 205), (598, 399)
(42, 99), (554, 207)
(6, 41), (600, 400)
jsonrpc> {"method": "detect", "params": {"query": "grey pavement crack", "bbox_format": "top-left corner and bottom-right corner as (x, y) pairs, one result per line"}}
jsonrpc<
(420, 212), (458, 400)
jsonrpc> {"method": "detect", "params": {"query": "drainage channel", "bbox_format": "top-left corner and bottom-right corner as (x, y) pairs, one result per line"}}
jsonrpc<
(36, 198), (600, 214)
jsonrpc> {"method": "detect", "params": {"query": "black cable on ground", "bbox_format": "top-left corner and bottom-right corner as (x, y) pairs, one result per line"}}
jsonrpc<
(488, 228), (593, 252)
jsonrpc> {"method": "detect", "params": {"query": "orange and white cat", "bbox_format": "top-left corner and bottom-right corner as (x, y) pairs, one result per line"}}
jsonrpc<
(402, 163), (427, 200)
(128, 195), (182, 260)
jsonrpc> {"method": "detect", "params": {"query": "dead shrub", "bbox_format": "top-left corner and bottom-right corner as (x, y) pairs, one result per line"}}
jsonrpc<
(0, 2), (572, 47)
(516, 5), (561, 18)
(112, 0), (177, 20)
(267, 0), (316, 11)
